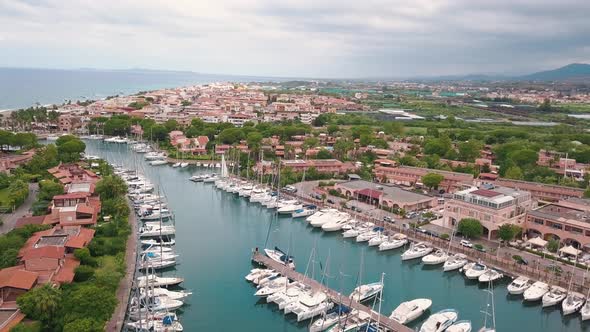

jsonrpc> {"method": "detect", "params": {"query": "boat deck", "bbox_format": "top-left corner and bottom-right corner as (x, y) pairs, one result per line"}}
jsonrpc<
(251, 251), (412, 332)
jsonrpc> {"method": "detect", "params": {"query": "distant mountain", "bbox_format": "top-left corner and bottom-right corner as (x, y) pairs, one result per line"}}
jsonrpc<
(519, 63), (590, 81)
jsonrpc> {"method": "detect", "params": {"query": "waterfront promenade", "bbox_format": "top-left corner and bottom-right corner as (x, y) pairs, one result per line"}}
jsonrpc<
(105, 200), (138, 331)
(252, 252), (412, 332)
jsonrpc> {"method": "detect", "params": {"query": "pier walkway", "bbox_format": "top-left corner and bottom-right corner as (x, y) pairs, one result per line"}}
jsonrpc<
(251, 252), (412, 332)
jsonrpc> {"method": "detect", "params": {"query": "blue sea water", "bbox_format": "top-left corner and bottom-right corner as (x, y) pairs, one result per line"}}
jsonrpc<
(0, 67), (281, 109)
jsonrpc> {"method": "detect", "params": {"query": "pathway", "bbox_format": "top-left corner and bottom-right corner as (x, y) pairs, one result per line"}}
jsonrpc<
(0, 183), (38, 235)
(105, 200), (138, 332)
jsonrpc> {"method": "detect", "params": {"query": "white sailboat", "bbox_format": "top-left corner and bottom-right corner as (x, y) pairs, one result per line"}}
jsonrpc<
(378, 233), (408, 251)
(523, 281), (550, 301)
(390, 298), (432, 325)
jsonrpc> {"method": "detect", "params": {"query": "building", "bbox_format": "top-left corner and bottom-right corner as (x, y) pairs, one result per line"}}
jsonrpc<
(374, 165), (473, 193)
(169, 131), (209, 155)
(0, 150), (35, 174)
(492, 178), (584, 202)
(334, 180), (437, 212)
(442, 185), (533, 239)
(280, 159), (355, 174)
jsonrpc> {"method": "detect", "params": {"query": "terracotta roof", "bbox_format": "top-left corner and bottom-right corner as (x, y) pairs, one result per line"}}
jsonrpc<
(0, 267), (38, 290)
(53, 192), (90, 200)
(53, 257), (79, 284)
(356, 188), (383, 199)
(15, 215), (46, 228)
(76, 204), (95, 215)
(22, 246), (65, 260)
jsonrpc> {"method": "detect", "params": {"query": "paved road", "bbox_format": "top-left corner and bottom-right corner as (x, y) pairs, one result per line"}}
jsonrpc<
(0, 183), (38, 235)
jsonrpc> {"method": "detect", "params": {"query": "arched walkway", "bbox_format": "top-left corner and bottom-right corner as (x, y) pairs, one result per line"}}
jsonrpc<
(563, 238), (582, 249)
(543, 233), (561, 242)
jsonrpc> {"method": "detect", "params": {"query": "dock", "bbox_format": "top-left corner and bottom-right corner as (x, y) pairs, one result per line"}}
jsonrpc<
(251, 252), (413, 332)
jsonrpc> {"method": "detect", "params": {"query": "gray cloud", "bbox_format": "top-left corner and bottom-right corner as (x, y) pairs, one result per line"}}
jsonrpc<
(0, 0), (589, 78)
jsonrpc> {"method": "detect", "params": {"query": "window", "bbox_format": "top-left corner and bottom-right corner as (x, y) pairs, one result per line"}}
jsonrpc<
(533, 218), (544, 225)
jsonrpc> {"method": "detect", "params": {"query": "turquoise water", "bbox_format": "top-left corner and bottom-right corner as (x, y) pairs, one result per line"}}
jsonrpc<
(85, 141), (588, 332)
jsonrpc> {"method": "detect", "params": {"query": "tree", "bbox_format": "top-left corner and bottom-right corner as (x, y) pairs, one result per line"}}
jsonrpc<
(63, 318), (103, 332)
(421, 173), (444, 190)
(508, 149), (537, 168)
(457, 218), (483, 239)
(246, 132), (263, 151)
(547, 239), (559, 253)
(61, 284), (117, 326)
(303, 137), (319, 151)
(497, 224), (521, 242)
(538, 98), (552, 112)
(218, 128), (244, 144)
(17, 284), (62, 327)
(37, 180), (64, 201)
(504, 166), (524, 180)
(95, 175), (127, 200)
(458, 140), (483, 162)
(327, 124), (339, 135)
(315, 149), (333, 159)
(382, 121), (404, 136)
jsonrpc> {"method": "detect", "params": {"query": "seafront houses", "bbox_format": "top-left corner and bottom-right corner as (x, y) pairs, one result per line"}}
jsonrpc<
(373, 164), (474, 193)
(0, 150), (35, 174)
(334, 180), (437, 212)
(442, 185), (533, 240)
(169, 131), (210, 155)
(524, 198), (590, 250)
(280, 159), (357, 175)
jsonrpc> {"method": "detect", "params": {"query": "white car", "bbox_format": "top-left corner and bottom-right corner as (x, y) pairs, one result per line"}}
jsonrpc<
(460, 240), (473, 248)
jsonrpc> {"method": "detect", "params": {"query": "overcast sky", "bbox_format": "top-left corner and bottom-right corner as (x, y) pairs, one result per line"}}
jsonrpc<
(1, 0), (589, 78)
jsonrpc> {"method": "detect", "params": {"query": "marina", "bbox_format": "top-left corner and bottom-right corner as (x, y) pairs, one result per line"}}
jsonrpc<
(85, 139), (589, 332)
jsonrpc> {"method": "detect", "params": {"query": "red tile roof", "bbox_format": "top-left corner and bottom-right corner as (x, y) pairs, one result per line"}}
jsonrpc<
(53, 192), (90, 200)
(22, 246), (65, 260)
(0, 267), (38, 290)
(356, 188), (383, 199)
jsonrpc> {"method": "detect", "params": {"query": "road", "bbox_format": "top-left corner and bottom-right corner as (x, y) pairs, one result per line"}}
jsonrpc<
(0, 183), (38, 235)
(293, 180), (590, 284)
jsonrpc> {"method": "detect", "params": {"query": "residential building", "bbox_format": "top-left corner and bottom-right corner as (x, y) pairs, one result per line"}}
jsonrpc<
(442, 185), (533, 239)
(374, 165), (473, 193)
(492, 178), (585, 202)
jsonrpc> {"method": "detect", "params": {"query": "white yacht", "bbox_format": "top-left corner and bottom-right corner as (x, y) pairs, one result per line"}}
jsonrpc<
(309, 305), (353, 332)
(446, 320), (472, 332)
(356, 227), (383, 243)
(137, 275), (184, 288)
(254, 277), (289, 297)
(277, 203), (303, 215)
(245, 268), (273, 282)
(478, 270), (503, 283)
(149, 159), (168, 166)
(292, 205), (317, 218)
(562, 292), (585, 315)
(523, 281), (550, 301)
(141, 238), (175, 247)
(422, 249), (448, 265)
(349, 282), (383, 302)
(180, 162), (189, 168)
(419, 309), (458, 332)
(464, 263), (488, 280)
(264, 247), (296, 269)
(139, 224), (176, 237)
(581, 299), (590, 320)
(268, 282), (307, 310)
(142, 287), (192, 301)
(507, 276), (532, 295)
(289, 292), (334, 322)
(443, 254), (468, 272)
(253, 271), (280, 286)
(145, 152), (167, 160)
(310, 209), (341, 227)
(322, 214), (351, 232)
(390, 298), (432, 325)
(126, 313), (183, 332)
(401, 242), (433, 261)
(171, 162), (181, 168)
(342, 226), (369, 239)
(542, 286), (567, 307)
(379, 234), (408, 251)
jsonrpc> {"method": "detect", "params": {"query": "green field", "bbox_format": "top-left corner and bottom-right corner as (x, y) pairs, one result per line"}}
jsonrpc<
(0, 187), (10, 207)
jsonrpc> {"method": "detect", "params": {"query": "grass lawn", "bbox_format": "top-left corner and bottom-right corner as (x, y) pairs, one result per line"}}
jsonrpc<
(0, 187), (10, 207)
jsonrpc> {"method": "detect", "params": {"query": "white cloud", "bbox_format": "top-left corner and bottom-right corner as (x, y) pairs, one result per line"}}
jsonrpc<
(0, 0), (589, 77)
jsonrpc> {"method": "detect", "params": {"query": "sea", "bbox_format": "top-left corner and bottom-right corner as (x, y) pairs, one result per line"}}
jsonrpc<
(83, 140), (589, 332)
(0, 67), (285, 110)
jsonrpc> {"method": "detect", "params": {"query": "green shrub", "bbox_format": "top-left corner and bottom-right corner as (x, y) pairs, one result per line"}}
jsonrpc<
(9, 321), (42, 332)
(74, 265), (95, 282)
(440, 233), (450, 240)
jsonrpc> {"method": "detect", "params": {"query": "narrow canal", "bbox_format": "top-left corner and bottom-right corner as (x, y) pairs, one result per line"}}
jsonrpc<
(85, 140), (586, 332)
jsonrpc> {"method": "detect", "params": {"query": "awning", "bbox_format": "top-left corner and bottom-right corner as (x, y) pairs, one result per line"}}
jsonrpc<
(559, 245), (581, 256)
(526, 237), (547, 247)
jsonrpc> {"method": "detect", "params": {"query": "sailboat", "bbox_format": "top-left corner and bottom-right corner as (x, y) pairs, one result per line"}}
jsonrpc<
(478, 280), (496, 332)
(562, 255), (585, 315)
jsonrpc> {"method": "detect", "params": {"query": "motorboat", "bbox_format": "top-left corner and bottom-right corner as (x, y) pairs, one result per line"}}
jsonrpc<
(264, 247), (295, 269)
(342, 226), (370, 238)
(379, 234), (408, 251)
(203, 174), (218, 183)
(139, 224), (176, 237)
(137, 275), (184, 288)
(254, 277), (289, 297)
(126, 313), (183, 332)
(245, 268), (274, 282)
(180, 162), (188, 168)
(128, 297), (183, 319)
(478, 269), (503, 283)
(464, 263), (488, 280)
(139, 259), (177, 270)
(356, 227), (383, 243)
(443, 254), (468, 272)
(562, 292), (585, 315)
(292, 205), (317, 218)
(189, 175), (205, 182)
(278, 203), (303, 215)
(542, 286), (567, 307)
(142, 246), (175, 255)
(390, 298), (432, 325)
(171, 162), (181, 168)
(419, 309), (458, 332)
(523, 281), (550, 301)
(322, 215), (351, 232)
(267, 282), (307, 310)
(288, 292), (334, 322)
(446, 320), (472, 332)
(145, 152), (167, 160)
(149, 159), (168, 166)
(422, 249), (448, 265)
(349, 282), (383, 302)
(324, 311), (371, 332)
(253, 271), (280, 286)
(401, 242), (433, 261)
(507, 276), (532, 295)
(141, 238), (176, 247)
(141, 287), (192, 301)
(367, 231), (388, 246)
(309, 305), (353, 332)
(310, 209), (341, 227)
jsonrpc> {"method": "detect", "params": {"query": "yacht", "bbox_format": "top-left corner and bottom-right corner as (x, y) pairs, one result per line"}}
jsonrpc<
(342, 226), (368, 239)
(309, 305), (353, 332)
(128, 297), (183, 320)
(367, 231), (388, 246)
(581, 299), (590, 320)
(356, 227), (383, 243)
(139, 224), (176, 237)
(322, 214), (351, 232)
(245, 268), (274, 282)
(446, 320), (472, 332)
(401, 242), (433, 261)
(506, 276), (531, 295)
(189, 175), (205, 182)
(310, 209), (341, 227)
(141, 287), (192, 301)
(324, 311), (371, 332)
(390, 298), (432, 325)
(349, 282), (383, 302)
(180, 162), (189, 168)
(464, 263), (488, 280)
(523, 281), (550, 301)
(478, 270), (503, 283)
(137, 275), (184, 288)
(422, 249), (448, 265)
(145, 152), (167, 160)
(141, 238), (175, 247)
(268, 282), (308, 310)
(443, 254), (468, 272)
(292, 205), (317, 218)
(254, 277), (289, 297)
(149, 159), (168, 166)
(253, 271), (281, 286)
(204, 174), (218, 183)
(541, 286), (567, 307)
(126, 314), (183, 332)
(419, 309), (458, 332)
(562, 292), (585, 315)
(264, 247), (296, 269)
(171, 162), (181, 168)
(289, 292), (334, 322)
(378, 234), (408, 251)
(277, 203), (303, 215)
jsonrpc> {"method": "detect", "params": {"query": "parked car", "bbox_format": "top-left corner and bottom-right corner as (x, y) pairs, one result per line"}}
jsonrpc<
(383, 216), (393, 223)
(284, 185), (297, 193)
(416, 227), (428, 234)
(460, 239), (473, 248)
(327, 198), (335, 204)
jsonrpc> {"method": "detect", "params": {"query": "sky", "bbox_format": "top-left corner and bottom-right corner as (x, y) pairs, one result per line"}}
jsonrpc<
(1, 0), (589, 78)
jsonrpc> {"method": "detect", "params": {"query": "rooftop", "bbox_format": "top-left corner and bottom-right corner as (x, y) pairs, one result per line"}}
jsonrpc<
(529, 204), (590, 223)
(338, 180), (432, 203)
